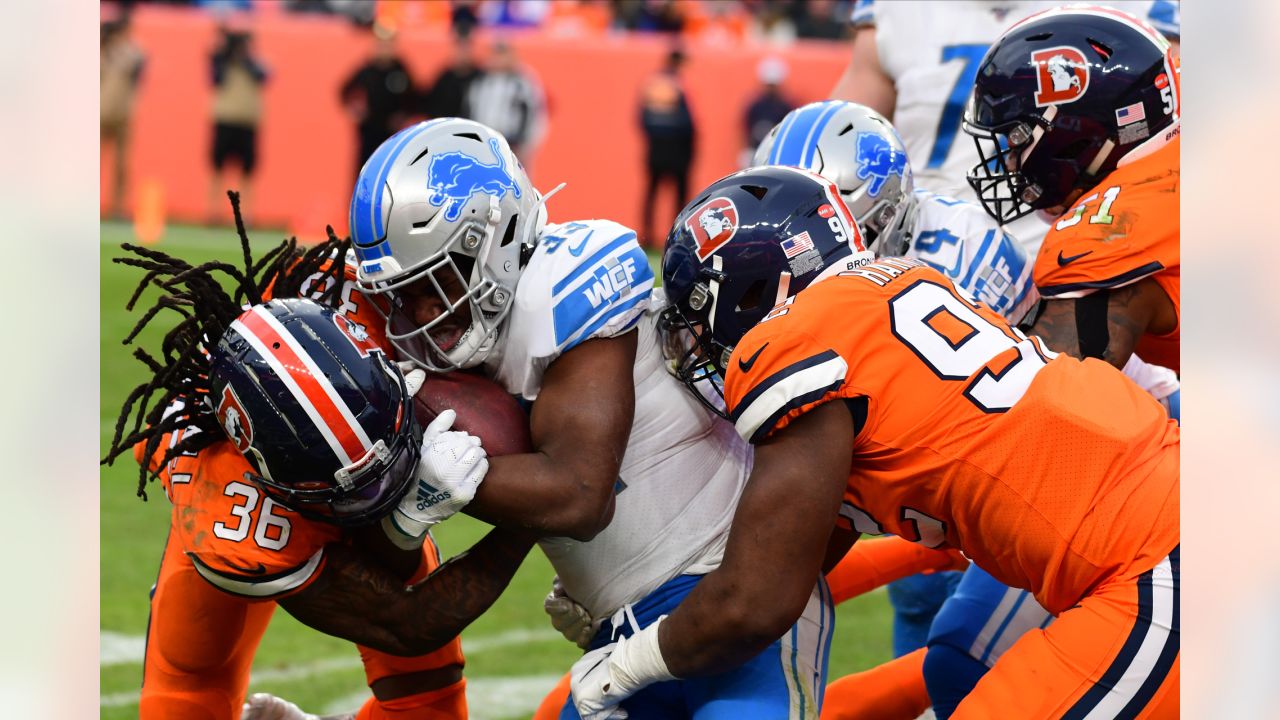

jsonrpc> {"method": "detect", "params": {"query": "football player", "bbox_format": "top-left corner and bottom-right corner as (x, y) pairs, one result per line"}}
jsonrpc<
(754, 101), (1030, 691)
(570, 164), (1179, 720)
(103, 215), (530, 720)
(286, 118), (831, 719)
(830, 0), (1179, 257)
(756, 98), (1179, 718)
(964, 5), (1181, 380)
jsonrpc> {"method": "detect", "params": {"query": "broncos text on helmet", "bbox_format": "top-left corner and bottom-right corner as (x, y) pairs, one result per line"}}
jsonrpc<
(754, 101), (919, 258)
(210, 298), (420, 526)
(348, 118), (549, 372)
(962, 4), (1180, 224)
(659, 165), (874, 418)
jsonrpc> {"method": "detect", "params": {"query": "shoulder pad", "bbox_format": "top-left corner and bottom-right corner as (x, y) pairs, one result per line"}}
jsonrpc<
(1033, 174), (1177, 298)
(528, 220), (655, 352)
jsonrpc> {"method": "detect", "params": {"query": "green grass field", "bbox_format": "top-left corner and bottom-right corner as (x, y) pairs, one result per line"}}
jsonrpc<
(100, 221), (895, 719)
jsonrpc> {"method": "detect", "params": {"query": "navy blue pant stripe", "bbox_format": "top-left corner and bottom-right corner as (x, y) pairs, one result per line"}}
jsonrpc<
(1060, 567), (1156, 720)
(1118, 545), (1180, 718)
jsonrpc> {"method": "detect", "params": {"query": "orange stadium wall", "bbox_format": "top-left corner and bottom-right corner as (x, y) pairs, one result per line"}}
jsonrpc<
(102, 5), (849, 243)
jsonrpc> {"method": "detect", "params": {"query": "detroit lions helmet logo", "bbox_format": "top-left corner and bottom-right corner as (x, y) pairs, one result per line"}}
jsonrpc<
(855, 132), (908, 197)
(1031, 46), (1090, 107)
(426, 138), (523, 222)
(686, 197), (740, 261)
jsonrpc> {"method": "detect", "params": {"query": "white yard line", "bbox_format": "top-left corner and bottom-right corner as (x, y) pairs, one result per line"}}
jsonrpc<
(99, 627), (560, 708)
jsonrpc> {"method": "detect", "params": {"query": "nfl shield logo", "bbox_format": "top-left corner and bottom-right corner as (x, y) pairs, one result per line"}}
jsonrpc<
(687, 197), (740, 261)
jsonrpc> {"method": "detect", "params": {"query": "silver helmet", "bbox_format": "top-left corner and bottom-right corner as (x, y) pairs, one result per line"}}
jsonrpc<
(349, 118), (546, 371)
(753, 101), (918, 257)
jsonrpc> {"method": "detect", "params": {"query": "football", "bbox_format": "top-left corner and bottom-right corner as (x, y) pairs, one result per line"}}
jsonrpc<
(413, 371), (532, 457)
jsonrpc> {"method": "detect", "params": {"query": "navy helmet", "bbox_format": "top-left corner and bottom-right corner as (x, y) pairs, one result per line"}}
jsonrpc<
(209, 298), (418, 526)
(659, 165), (874, 417)
(963, 4), (1180, 223)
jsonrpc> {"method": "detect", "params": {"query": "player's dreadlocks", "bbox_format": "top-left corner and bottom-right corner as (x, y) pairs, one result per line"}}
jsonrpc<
(101, 191), (354, 500)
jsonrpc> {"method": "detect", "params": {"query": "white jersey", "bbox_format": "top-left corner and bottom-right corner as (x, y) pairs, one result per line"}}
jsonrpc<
(905, 189), (1037, 325)
(488, 220), (751, 617)
(852, 0), (1180, 255)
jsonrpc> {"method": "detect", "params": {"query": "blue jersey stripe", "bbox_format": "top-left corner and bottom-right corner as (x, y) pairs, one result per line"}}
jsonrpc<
(958, 229), (996, 290)
(560, 289), (652, 351)
(550, 232), (639, 297)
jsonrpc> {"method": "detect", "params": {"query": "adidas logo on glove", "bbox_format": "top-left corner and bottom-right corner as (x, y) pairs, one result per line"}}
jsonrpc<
(416, 479), (452, 509)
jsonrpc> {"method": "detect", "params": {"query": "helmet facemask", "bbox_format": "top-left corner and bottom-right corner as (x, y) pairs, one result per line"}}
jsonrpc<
(351, 120), (550, 373)
(964, 115), (1045, 225)
(658, 280), (733, 419)
(850, 187), (917, 258)
(363, 198), (516, 372)
(248, 418), (421, 527)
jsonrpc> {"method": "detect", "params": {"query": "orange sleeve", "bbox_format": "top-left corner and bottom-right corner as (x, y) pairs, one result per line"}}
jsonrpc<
(825, 536), (968, 605)
(723, 318), (854, 445)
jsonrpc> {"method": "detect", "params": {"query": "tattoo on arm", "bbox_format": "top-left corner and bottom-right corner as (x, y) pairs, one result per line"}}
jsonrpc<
(1028, 281), (1158, 369)
(280, 528), (535, 657)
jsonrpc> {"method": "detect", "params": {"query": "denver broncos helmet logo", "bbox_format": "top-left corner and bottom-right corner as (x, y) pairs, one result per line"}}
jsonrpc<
(216, 385), (254, 453)
(687, 197), (740, 261)
(1032, 46), (1090, 107)
(333, 314), (381, 359)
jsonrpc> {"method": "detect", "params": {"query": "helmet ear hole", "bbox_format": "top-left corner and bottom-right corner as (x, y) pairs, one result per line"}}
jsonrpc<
(1055, 138), (1091, 161)
(448, 251), (476, 282)
(500, 213), (519, 247)
(735, 278), (767, 315)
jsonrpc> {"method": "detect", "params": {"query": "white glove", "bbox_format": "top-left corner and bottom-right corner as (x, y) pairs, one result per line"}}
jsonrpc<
(570, 617), (675, 720)
(382, 408), (488, 549)
(398, 361), (428, 398)
(242, 692), (319, 720)
(545, 577), (598, 649)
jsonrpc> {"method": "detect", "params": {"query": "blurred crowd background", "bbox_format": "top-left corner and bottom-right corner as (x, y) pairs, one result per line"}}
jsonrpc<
(101, 0), (857, 247)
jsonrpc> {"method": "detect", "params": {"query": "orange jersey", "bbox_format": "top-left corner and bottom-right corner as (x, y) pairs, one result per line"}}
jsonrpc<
(133, 254), (391, 599)
(1033, 136), (1180, 372)
(724, 259), (1179, 614)
(138, 435), (341, 598)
